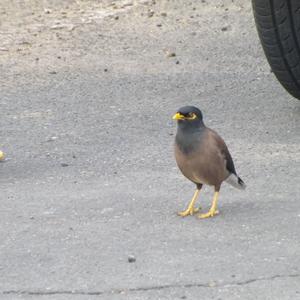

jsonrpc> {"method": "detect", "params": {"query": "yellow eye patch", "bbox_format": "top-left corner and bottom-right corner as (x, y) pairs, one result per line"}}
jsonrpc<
(186, 113), (197, 120)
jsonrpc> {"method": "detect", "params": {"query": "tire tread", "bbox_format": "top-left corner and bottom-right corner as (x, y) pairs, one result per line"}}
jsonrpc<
(252, 0), (300, 99)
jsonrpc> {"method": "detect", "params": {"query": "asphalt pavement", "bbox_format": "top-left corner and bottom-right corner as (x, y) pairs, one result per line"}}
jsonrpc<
(0, 0), (299, 299)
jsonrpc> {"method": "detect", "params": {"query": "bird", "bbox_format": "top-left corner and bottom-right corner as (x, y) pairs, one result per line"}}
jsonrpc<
(172, 106), (245, 218)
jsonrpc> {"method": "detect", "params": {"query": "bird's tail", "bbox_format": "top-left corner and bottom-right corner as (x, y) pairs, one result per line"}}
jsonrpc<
(225, 174), (246, 190)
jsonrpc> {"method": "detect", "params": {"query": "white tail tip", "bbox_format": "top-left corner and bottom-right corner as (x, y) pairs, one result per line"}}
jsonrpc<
(225, 174), (246, 190)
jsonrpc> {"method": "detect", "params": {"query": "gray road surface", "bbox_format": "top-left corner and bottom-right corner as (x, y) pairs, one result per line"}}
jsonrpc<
(0, 0), (300, 299)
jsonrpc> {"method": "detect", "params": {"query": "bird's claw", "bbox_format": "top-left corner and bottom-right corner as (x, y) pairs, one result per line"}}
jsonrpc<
(198, 209), (219, 219)
(177, 206), (201, 217)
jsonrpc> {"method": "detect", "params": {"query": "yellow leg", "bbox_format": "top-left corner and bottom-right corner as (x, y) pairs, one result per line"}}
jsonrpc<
(178, 189), (201, 217)
(198, 191), (219, 219)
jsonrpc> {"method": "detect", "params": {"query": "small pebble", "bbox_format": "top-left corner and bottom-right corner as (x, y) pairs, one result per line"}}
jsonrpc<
(114, 16), (119, 20)
(61, 163), (69, 167)
(161, 12), (167, 17)
(167, 52), (176, 58)
(157, 23), (162, 27)
(221, 26), (228, 31)
(0, 151), (5, 161)
(128, 255), (136, 263)
(209, 281), (216, 287)
(104, 68), (108, 72)
(147, 11), (154, 17)
(47, 136), (57, 142)
(176, 60), (180, 64)
(49, 71), (57, 74)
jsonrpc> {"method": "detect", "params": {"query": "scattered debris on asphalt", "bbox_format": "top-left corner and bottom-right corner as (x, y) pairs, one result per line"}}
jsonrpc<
(128, 255), (136, 263)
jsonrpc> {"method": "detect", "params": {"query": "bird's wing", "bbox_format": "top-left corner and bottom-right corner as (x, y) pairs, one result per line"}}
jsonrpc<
(222, 145), (237, 175)
(208, 128), (237, 175)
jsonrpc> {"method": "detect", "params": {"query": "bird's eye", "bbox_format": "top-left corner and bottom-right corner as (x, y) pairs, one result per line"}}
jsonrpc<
(188, 113), (197, 119)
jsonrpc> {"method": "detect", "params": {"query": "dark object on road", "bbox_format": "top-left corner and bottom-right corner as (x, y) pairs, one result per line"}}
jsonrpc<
(128, 255), (136, 263)
(252, 0), (300, 100)
(173, 106), (246, 218)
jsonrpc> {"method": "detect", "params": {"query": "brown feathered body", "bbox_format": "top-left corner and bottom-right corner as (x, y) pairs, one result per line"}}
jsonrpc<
(175, 127), (232, 189)
(175, 128), (231, 189)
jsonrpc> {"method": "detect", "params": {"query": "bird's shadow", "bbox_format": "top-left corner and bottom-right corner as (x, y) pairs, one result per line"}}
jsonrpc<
(219, 200), (262, 221)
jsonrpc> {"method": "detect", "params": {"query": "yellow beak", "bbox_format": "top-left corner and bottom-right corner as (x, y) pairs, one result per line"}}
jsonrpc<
(172, 112), (185, 120)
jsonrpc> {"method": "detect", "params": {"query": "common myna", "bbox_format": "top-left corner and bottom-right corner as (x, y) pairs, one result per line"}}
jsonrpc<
(173, 106), (245, 218)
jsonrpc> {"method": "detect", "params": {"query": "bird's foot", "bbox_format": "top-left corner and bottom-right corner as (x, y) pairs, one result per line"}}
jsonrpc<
(198, 208), (219, 219)
(178, 206), (201, 217)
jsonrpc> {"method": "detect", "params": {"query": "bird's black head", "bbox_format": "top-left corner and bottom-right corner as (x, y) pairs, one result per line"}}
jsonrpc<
(173, 106), (204, 129)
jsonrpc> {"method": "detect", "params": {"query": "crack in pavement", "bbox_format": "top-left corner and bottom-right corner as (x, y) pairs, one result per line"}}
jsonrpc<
(2, 273), (300, 296)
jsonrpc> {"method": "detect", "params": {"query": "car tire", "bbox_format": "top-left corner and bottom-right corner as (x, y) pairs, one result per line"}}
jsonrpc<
(252, 0), (300, 100)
